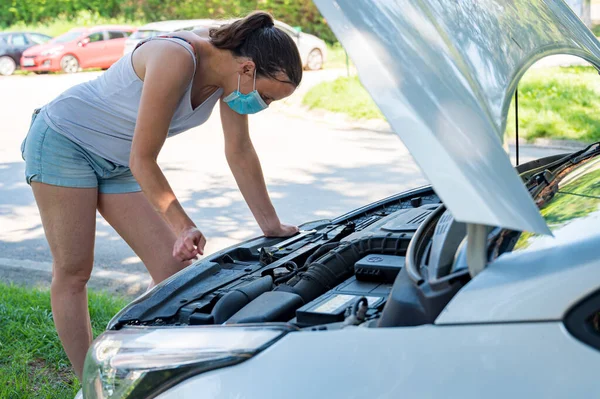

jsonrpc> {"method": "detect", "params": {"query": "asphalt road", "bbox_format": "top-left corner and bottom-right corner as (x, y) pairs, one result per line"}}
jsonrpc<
(0, 70), (571, 297)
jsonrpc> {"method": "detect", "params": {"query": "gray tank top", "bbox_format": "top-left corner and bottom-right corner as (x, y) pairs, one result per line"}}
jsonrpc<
(41, 37), (223, 166)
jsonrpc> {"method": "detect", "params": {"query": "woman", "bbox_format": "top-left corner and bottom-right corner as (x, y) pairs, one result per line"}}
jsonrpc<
(20, 11), (302, 379)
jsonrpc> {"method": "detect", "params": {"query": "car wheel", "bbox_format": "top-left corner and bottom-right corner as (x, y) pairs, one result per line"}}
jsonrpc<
(60, 55), (80, 73)
(306, 49), (324, 71)
(0, 56), (16, 76)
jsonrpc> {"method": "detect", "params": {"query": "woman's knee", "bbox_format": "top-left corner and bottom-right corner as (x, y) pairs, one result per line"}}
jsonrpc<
(51, 257), (93, 288)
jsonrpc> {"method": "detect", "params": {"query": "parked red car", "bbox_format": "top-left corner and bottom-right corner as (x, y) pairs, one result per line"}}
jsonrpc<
(20, 25), (134, 73)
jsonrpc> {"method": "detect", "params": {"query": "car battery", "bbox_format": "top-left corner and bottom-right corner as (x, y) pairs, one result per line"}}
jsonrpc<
(295, 276), (391, 326)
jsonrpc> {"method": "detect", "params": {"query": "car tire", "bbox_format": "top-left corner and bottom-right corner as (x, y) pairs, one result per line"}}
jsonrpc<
(0, 56), (16, 76)
(60, 55), (80, 74)
(306, 49), (324, 71)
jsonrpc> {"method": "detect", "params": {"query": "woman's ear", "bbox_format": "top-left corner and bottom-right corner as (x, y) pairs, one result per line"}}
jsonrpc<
(240, 60), (256, 77)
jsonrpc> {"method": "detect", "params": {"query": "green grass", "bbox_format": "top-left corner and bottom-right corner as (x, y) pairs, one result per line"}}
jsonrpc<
(302, 75), (383, 120)
(1, 11), (144, 37)
(0, 283), (128, 398)
(505, 66), (600, 142)
(304, 65), (600, 141)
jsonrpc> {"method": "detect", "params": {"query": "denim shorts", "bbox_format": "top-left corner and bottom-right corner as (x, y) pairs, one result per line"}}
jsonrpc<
(21, 109), (142, 194)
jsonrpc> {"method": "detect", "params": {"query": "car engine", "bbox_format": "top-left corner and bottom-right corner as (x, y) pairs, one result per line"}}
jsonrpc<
(109, 186), (471, 331)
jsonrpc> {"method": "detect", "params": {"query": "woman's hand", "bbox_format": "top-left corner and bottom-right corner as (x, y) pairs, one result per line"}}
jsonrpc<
(263, 223), (299, 238)
(173, 226), (206, 261)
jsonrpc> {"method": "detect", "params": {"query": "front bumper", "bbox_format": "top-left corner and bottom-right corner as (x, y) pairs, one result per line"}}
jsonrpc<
(20, 55), (61, 72)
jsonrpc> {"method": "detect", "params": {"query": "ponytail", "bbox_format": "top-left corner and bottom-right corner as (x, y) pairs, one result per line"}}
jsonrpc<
(209, 12), (274, 50)
(209, 11), (302, 87)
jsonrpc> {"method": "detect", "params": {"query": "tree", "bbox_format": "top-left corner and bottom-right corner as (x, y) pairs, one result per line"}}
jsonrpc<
(566, 0), (592, 27)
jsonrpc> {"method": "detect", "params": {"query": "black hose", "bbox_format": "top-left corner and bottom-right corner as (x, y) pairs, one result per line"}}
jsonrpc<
(302, 242), (341, 270)
(276, 234), (408, 303)
(273, 261), (299, 285)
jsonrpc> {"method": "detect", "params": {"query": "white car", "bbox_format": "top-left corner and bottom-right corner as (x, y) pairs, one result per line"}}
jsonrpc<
(79, 1), (600, 398)
(122, 19), (217, 55)
(272, 20), (327, 70)
(124, 18), (328, 70)
(190, 19), (328, 70)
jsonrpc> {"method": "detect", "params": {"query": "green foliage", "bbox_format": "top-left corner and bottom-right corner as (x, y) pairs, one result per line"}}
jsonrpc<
(1, 0), (336, 43)
(0, 283), (128, 398)
(303, 75), (384, 120)
(506, 66), (600, 142)
(305, 65), (600, 141)
(3, 10), (145, 37)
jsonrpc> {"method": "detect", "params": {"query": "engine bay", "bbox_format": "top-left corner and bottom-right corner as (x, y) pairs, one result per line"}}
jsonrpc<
(109, 187), (471, 331)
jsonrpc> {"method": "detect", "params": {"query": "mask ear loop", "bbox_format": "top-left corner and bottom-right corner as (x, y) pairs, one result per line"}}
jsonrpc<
(253, 69), (257, 91)
(237, 73), (241, 92)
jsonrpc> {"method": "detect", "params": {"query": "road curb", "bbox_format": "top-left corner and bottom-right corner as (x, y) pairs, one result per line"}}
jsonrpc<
(277, 104), (590, 151)
(0, 257), (150, 298)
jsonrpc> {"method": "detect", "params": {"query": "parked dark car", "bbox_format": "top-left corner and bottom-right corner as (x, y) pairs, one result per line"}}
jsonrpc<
(0, 32), (52, 76)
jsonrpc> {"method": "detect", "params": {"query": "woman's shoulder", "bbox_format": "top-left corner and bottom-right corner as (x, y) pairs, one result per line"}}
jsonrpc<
(131, 37), (197, 81)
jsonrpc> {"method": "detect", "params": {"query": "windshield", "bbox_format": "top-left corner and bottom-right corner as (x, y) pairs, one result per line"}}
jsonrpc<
(512, 156), (600, 252)
(51, 31), (82, 44)
(129, 30), (164, 40)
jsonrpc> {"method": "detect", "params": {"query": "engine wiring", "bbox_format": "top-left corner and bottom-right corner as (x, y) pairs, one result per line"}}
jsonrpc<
(343, 297), (369, 326)
(273, 261), (300, 285)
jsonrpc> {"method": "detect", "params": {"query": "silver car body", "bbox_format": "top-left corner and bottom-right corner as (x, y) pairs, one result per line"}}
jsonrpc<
(157, 323), (597, 399)
(82, 1), (600, 398)
(158, 0), (600, 396)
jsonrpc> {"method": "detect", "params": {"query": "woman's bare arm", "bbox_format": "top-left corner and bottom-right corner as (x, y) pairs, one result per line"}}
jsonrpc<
(129, 40), (205, 260)
(219, 99), (298, 237)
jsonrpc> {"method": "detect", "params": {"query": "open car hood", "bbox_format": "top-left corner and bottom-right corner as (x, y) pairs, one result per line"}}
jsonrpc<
(314, 0), (600, 234)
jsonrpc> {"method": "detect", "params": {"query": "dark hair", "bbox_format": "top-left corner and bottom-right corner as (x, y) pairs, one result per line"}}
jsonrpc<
(209, 11), (302, 87)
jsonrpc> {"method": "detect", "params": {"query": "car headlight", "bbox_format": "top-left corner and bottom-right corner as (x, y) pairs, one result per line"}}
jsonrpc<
(83, 325), (291, 399)
(41, 47), (63, 56)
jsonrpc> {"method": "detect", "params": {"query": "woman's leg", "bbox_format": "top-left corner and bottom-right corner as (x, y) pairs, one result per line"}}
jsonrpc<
(97, 191), (190, 284)
(31, 182), (98, 380)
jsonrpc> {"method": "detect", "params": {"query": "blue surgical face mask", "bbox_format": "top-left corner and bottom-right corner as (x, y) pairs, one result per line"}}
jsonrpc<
(223, 71), (268, 115)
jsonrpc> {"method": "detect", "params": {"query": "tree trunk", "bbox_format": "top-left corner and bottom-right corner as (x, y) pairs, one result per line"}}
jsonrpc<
(582, 0), (592, 27)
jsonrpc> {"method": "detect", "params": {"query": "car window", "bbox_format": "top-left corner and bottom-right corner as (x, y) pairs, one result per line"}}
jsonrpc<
(129, 30), (162, 40)
(510, 157), (600, 253)
(10, 34), (28, 46)
(0, 36), (7, 45)
(108, 31), (127, 40)
(87, 32), (105, 43)
(52, 31), (82, 44)
(29, 33), (51, 45)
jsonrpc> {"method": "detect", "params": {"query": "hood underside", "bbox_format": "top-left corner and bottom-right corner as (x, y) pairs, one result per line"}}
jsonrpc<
(313, 0), (600, 234)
